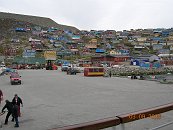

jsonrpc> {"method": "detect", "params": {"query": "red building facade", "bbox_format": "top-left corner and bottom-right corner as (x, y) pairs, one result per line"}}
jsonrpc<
(91, 55), (131, 66)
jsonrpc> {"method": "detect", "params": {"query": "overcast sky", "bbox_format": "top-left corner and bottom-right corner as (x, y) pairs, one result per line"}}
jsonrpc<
(1, 0), (173, 31)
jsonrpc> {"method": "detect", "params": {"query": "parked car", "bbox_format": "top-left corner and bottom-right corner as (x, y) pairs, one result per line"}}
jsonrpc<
(0, 64), (6, 71)
(18, 64), (26, 69)
(67, 67), (77, 75)
(61, 64), (70, 71)
(71, 64), (81, 73)
(10, 73), (21, 85)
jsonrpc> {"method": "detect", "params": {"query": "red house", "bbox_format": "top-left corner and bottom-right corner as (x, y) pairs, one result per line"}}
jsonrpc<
(91, 55), (131, 66)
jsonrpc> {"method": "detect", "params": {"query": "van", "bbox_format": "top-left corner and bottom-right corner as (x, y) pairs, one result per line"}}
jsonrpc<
(10, 73), (22, 85)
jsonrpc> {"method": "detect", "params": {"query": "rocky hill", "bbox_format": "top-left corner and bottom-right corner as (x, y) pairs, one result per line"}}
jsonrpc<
(0, 12), (79, 32)
(0, 12), (80, 58)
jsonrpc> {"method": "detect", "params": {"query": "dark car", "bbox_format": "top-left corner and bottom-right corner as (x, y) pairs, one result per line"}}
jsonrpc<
(10, 73), (21, 85)
(67, 68), (77, 75)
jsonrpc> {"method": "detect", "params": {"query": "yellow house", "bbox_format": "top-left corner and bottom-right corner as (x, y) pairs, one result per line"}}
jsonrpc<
(85, 43), (97, 49)
(137, 37), (147, 42)
(90, 39), (97, 43)
(110, 50), (115, 55)
(85, 39), (98, 49)
(109, 50), (121, 55)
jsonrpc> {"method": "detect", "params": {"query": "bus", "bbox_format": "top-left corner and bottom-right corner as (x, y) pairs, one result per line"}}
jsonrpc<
(84, 67), (104, 76)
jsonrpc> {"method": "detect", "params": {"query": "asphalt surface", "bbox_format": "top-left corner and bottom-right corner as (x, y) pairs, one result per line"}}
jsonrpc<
(0, 69), (173, 130)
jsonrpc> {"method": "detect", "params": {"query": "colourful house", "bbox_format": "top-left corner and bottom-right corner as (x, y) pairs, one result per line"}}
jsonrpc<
(91, 55), (131, 66)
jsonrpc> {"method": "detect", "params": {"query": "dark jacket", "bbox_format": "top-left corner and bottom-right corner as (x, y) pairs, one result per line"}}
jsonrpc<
(0, 90), (3, 97)
(2, 101), (13, 113)
(0, 90), (3, 100)
(13, 104), (19, 117)
(0, 90), (3, 102)
(12, 97), (23, 106)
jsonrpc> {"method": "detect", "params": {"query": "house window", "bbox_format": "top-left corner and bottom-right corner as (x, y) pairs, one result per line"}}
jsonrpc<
(89, 68), (93, 72)
(94, 68), (99, 72)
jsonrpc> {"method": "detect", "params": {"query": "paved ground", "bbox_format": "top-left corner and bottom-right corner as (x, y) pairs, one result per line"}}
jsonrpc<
(0, 69), (173, 130)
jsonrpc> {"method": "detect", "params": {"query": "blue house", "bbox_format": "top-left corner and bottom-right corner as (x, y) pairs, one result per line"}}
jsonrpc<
(158, 49), (170, 54)
(15, 28), (26, 32)
(139, 62), (161, 68)
(131, 55), (151, 66)
(151, 37), (162, 42)
(95, 49), (105, 53)
(119, 49), (129, 55)
(72, 35), (80, 40)
(131, 55), (161, 68)
(162, 31), (169, 37)
(47, 27), (58, 32)
(153, 44), (163, 50)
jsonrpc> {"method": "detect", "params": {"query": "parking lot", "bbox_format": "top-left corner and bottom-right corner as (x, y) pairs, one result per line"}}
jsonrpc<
(0, 69), (173, 130)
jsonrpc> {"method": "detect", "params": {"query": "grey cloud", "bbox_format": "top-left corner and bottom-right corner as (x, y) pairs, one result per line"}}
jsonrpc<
(1, 0), (173, 30)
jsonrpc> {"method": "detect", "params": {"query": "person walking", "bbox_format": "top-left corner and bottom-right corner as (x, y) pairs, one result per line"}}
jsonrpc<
(12, 94), (23, 117)
(0, 90), (3, 105)
(1, 100), (14, 125)
(13, 104), (19, 127)
(109, 71), (112, 77)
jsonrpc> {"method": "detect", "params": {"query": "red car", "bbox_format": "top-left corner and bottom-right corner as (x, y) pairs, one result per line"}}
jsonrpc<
(10, 73), (22, 85)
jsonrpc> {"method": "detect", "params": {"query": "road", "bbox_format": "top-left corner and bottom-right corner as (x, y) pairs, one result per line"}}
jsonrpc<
(0, 69), (173, 130)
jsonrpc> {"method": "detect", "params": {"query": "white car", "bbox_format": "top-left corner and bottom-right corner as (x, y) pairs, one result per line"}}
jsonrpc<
(61, 64), (70, 71)
(0, 64), (6, 70)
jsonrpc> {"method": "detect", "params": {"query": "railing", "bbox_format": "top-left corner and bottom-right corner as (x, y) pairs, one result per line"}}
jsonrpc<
(116, 102), (173, 123)
(51, 117), (120, 130)
(50, 102), (173, 130)
(148, 121), (173, 130)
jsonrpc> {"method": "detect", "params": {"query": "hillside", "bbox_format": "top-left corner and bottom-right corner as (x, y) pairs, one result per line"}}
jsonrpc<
(0, 12), (79, 32)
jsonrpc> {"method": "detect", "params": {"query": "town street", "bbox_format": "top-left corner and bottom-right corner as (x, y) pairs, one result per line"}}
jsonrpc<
(0, 69), (173, 130)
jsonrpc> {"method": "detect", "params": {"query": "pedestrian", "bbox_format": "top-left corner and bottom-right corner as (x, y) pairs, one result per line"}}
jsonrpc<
(12, 94), (23, 117)
(13, 104), (19, 127)
(0, 90), (3, 105)
(1, 100), (14, 125)
(109, 71), (112, 77)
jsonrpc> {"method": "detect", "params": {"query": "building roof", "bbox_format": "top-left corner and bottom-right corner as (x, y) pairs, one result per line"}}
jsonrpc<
(95, 49), (105, 53)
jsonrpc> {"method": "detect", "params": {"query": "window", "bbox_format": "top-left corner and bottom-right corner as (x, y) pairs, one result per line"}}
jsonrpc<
(99, 68), (103, 72)
(93, 68), (99, 72)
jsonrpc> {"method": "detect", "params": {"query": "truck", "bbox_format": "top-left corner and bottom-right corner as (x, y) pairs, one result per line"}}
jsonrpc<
(44, 51), (57, 70)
